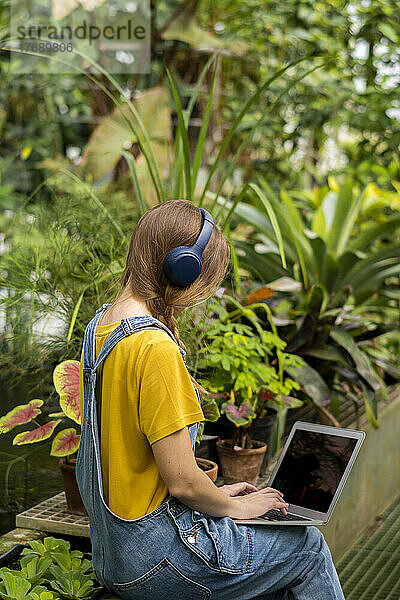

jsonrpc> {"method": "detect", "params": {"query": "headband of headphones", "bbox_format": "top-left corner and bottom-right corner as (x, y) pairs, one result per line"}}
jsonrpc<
(162, 208), (214, 286)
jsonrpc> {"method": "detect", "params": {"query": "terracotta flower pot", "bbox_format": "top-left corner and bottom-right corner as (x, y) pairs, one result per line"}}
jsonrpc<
(59, 457), (88, 516)
(196, 457), (218, 483)
(216, 439), (267, 486)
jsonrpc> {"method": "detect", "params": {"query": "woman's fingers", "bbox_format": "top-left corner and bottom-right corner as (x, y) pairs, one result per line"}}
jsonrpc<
(244, 482), (259, 493)
(220, 482), (259, 497)
(259, 490), (284, 500)
(238, 482), (259, 495)
(261, 487), (284, 496)
(234, 488), (289, 519)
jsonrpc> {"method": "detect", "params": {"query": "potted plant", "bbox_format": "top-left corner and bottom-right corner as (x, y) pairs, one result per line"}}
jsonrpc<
(195, 457), (219, 482)
(197, 310), (304, 485)
(0, 360), (86, 515)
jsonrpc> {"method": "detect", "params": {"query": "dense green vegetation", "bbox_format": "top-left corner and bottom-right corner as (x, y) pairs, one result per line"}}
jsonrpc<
(0, 0), (399, 430)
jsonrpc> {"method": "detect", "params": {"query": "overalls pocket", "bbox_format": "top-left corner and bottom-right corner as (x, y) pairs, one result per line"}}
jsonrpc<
(168, 500), (255, 575)
(111, 557), (211, 600)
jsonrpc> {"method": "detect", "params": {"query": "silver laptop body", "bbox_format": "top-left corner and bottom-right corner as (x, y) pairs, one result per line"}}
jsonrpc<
(234, 421), (365, 526)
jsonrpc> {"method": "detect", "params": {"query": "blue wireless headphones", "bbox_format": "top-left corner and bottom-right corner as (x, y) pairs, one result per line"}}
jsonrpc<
(162, 208), (214, 286)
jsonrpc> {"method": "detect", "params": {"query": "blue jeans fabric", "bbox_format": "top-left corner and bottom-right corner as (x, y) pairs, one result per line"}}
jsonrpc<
(76, 303), (345, 600)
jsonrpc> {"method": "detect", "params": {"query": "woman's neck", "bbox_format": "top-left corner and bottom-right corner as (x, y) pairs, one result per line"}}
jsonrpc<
(98, 289), (153, 326)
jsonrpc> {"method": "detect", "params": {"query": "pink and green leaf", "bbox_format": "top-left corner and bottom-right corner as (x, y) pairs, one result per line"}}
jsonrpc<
(53, 360), (81, 424)
(0, 400), (43, 434)
(201, 397), (220, 422)
(50, 428), (80, 457)
(12, 420), (62, 445)
(221, 400), (255, 427)
(281, 395), (303, 409)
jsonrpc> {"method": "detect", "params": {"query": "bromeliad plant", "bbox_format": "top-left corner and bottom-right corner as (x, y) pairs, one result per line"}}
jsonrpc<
(196, 297), (304, 450)
(0, 361), (81, 462)
(0, 536), (102, 599)
(216, 176), (400, 427)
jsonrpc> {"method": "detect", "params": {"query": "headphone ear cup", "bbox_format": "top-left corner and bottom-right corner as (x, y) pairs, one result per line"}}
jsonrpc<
(163, 247), (202, 286)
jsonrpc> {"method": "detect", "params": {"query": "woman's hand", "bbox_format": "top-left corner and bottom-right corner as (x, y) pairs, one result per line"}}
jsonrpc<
(228, 487), (289, 520)
(152, 427), (288, 518)
(219, 482), (259, 497)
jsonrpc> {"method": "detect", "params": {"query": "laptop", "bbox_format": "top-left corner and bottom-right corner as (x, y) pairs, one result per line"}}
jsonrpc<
(234, 421), (365, 526)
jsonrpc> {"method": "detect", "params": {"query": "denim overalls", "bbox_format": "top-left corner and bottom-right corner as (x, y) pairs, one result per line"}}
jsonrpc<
(76, 303), (345, 600)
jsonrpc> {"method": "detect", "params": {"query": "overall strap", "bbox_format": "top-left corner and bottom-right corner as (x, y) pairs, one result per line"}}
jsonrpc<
(83, 303), (186, 377)
(82, 303), (111, 387)
(93, 314), (186, 372)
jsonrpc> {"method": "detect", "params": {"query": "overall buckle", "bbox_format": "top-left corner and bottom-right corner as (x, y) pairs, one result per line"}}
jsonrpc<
(82, 368), (94, 385)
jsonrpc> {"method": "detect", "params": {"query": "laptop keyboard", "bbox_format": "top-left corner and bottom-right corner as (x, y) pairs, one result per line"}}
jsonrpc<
(259, 509), (312, 522)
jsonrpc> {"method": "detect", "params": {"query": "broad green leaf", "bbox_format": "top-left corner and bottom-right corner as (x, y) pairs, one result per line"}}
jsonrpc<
(358, 380), (379, 428)
(347, 213), (400, 253)
(271, 277), (303, 292)
(378, 22), (398, 43)
(285, 361), (331, 407)
(311, 204), (327, 240)
(201, 398), (220, 422)
(119, 149), (147, 216)
(320, 251), (340, 291)
(0, 569), (31, 598)
(328, 176), (339, 193)
(335, 183), (365, 256)
(327, 177), (353, 255)
(308, 284), (324, 318)
(280, 190), (306, 235)
(81, 87), (171, 183)
(161, 14), (247, 55)
(329, 329), (382, 392)
(20, 555), (53, 584)
(29, 586), (54, 599)
(303, 345), (348, 364)
(281, 395), (303, 409)
(249, 183), (287, 269)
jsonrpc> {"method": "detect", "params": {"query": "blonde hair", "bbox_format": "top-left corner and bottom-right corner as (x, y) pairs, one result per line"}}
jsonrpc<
(120, 199), (231, 398)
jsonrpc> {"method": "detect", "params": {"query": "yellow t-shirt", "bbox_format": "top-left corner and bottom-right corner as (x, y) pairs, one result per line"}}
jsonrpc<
(79, 320), (204, 520)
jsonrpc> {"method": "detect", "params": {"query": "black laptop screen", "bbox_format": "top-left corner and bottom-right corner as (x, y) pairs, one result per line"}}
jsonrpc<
(272, 429), (358, 513)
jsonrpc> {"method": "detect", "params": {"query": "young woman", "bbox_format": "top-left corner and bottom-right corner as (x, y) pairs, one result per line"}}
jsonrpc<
(77, 199), (345, 600)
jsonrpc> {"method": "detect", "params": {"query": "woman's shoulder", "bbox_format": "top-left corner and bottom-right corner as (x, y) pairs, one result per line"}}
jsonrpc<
(127, 328), (187, 376)
(121, 327), (181, 355)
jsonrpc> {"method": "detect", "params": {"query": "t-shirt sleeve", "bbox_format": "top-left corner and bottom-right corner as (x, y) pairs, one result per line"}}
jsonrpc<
(137, 338), (205, 445)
